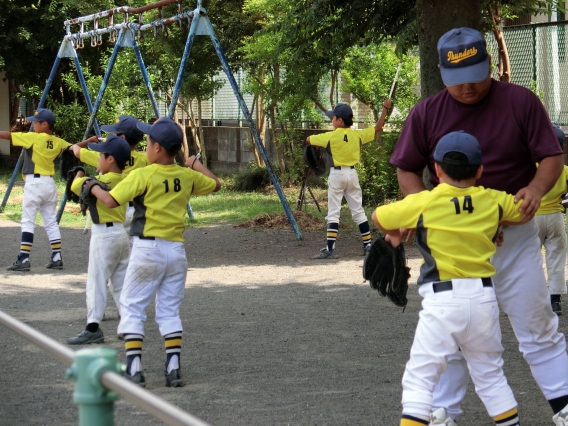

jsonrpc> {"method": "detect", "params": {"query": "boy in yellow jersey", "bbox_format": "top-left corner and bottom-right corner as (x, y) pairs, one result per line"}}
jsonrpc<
(66, 135), (131, 345)
(536, 123), (568, 316)
(88, 117), (221, 388)
(373, 131), (526, 426)
(1, 109), (71, 271)
(307, 98), (391, 259)
(71, 115), (149, 235)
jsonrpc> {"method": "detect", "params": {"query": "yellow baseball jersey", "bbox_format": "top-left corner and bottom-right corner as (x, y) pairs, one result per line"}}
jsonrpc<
(79, 147), (149, 174)
(309, 127), (375, 166)
(536, 164), (568, 215)
(12, 132), (71, 176)
(71, 173), (127, 224)
(375, 183), (524, 283)
(110, 163), (217, 242)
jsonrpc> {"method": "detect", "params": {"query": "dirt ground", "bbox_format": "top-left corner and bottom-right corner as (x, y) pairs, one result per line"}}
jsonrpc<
(0, 217), (565, 425)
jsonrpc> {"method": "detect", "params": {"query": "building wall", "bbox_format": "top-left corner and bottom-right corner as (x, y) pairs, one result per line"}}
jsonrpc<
(0, 71), (10, 158)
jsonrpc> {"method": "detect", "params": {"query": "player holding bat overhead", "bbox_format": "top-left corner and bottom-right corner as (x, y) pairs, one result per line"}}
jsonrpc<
(87, 117), (221, 388)
(391, 27), (568, 425)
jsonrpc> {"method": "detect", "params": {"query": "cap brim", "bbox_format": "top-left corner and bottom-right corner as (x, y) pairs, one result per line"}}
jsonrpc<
(137, 122), (152, 134)
(100, 124), (120, 133)
(25, 116), (41, 122)
(324, 111), (334, 117)
(87, 142), (107, 153)
(440, 56), (490, 86)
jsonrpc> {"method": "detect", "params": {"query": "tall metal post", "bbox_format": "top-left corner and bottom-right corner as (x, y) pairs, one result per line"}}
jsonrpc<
(203, 16), (303, 240)
(132, 39), (161, 118)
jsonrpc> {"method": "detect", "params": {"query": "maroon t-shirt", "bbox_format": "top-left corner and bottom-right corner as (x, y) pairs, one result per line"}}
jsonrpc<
(391, 79), (563, 194)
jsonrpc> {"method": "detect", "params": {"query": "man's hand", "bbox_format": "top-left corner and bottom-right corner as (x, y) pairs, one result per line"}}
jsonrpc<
(514, 186), (541, 217)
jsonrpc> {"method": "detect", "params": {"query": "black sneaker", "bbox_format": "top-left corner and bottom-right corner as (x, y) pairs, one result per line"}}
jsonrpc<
(312, 248), (338, 259)
(125, 371), (146, 388)
(66, 328), (104, 345)
(165, 369), (184, 387)
(7, 260), (30, 271)
(553, 300), (563, 316)
(45, 259), (63, 269)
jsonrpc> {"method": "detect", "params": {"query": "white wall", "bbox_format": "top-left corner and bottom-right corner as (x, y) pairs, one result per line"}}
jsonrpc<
(0, 71), (10, 156)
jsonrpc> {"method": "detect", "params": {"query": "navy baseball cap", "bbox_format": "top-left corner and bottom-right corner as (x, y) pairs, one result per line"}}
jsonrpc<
(26, 108), (56, 125)
(438, 27), (490, 86)
(137, 117), (183, 149)
(87, 135), (131, 163)
(434, 131), (482, 166)
(101, 115), (144, 141)
(552, 123), (565, 148)
(325, 104), (353, 120)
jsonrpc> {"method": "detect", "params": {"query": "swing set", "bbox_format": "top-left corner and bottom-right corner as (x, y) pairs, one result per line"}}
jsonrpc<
(0, 0), (303, 240)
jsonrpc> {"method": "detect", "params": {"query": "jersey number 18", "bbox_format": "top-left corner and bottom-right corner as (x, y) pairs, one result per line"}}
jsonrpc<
(163, 178), (181, 193)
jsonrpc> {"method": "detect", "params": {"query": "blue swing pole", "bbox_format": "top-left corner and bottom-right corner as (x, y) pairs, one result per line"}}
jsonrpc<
(0, 51), (64, 212)
(132, 39), (160, 119)
(203, 14), (303, 240)
(56, 30), (125, 223)
(167, 10), (202, 220)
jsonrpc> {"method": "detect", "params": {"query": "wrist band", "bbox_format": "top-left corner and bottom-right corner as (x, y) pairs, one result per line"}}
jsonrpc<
(191, 158), (198, 169)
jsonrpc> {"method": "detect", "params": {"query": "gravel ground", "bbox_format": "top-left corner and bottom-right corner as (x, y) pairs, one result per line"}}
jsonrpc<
(0, 218), (565, 425)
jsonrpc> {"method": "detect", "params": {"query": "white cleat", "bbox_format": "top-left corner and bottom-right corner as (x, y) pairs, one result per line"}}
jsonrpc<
(429, 408), (456, 426)
(553, 403), (568, 425)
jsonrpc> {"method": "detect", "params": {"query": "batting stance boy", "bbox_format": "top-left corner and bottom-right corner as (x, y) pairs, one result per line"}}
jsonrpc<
(66, 136), (132, 345)
(1, 109), (71, 271)
(307, 98), (392, 259)
(374, 131), (525, 426)
(88, 117), (221, 387)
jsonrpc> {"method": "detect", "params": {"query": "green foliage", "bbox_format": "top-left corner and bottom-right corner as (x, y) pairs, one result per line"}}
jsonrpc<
(233, 163), (273, 191)
(341, 42), (420, 126)
(357, 132), (402, 207)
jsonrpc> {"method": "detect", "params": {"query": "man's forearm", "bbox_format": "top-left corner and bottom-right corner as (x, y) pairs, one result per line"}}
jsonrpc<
(397, 168), (426, 196)
(531, 155), (564, 198)
(90, 185), (118, 208)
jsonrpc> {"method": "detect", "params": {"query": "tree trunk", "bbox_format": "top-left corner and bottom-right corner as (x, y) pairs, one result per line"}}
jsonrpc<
(187, 100), (201, 155)
(255, 94), (266, 167)
(197, 99), (207, 164)
(329, 71), (337, 107)
(416, 0), (482, 99)
(251, 95), (263, 166)
(9, 80), (20, 126)
(487, 3), (511, 82)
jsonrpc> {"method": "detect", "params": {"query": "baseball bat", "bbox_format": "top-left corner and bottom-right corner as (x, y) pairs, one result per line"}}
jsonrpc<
(389, 62), (403, 99)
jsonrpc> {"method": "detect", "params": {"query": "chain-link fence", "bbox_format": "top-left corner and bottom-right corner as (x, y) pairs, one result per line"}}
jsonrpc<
(487, 20), (568, 125)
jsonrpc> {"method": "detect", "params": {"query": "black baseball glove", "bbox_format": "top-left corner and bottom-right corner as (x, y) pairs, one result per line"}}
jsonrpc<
(65, 166), (86, 204)
(79, 178), (111, 216)
(304, 144), (327, 176)
(60, 146), (80, 180)
(363, 236), (410, 309)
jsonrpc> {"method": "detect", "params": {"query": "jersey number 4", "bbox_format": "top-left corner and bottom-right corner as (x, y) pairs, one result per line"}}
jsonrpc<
(450, 196), (474, 214)
(163, 178), (181, 193)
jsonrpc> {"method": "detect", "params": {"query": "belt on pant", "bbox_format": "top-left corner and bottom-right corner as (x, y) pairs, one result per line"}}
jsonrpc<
(128, 201), (134, 207)
(433, 277), (493, 293)
(105, 222), (113, 227)
(333, 166), (354, 170)
(139, 236), (155, 240)
(32, 174), (52, 178)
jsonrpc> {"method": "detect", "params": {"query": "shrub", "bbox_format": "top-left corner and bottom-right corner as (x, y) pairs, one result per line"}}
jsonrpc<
(233, 163), (273, 192)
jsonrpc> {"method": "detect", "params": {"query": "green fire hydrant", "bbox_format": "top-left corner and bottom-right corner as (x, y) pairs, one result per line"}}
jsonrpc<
(66, 347), (123, 426)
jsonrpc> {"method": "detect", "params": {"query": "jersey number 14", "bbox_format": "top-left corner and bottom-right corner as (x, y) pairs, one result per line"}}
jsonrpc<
(450, 196), (474, 214)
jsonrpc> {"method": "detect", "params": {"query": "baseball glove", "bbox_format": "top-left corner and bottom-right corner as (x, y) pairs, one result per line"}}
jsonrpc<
(65, 166), (86, 204)
(60, 146), (79, 180)
(79, 178), (111, 216)
(363, 237), (410, 309)
(304, 145), (327, 176)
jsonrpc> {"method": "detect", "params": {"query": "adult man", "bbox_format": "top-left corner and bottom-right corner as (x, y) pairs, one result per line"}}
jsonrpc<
(390, 27), (568, 425)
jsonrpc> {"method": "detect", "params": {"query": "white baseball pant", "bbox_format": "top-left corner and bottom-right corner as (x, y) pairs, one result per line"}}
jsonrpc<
(326, 167), (367, 225)
(402, 279), (516, 420)
(86, 222), (130, 324)
(432, 220), (568, 419)
(118, 237), (188, 337)
(21, 175), (60, 241)
(535, 213), (567, 295)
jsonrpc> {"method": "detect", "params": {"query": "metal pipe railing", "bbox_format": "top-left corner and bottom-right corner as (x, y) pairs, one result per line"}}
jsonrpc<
(0, 309), (211, 426)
